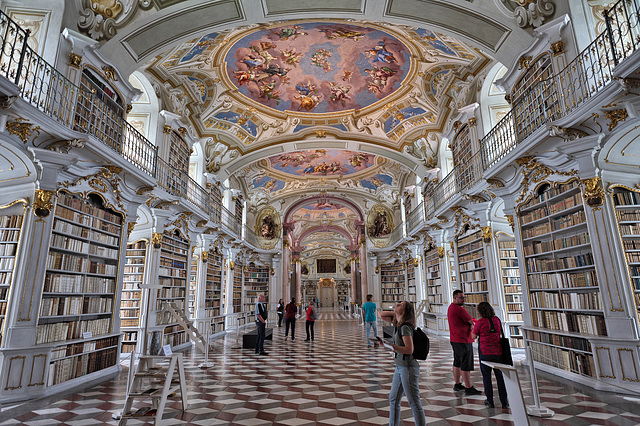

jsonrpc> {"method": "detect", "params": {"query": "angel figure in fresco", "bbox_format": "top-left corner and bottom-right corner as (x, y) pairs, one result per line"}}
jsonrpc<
(365, 41), (397, 64)
(294, 81), (322, 111)
(261, 215), (276, 239)
(348, 152), (369, 168)
(280, 48), (304, 67)
(258, 82), (281, 103)
(370, 211), (390, 237)
(275, 25), (308, 41)
(342, 70), (353, 81)
(329, 82), (352, 105)
(321, 28), (365, 42)
(234, 69), (259, 86)
(364, 66), (396, 93)
(242, 52), (266, 68)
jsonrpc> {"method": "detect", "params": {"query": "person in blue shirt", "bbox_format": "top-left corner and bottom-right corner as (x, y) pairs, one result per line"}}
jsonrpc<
(254, 293), (268, 355)
(362, 294), (378, 347)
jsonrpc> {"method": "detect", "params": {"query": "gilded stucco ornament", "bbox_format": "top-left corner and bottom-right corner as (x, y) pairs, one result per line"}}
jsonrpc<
(151, 232), (162, 248)
(581, 177), (605, 209)
(60, 166), (126, 212)
(437, 246), (445, 258)
(452, 207), (480, 238)
(102, 65), (118, 82)
(518, 56), (532, 70)
(127, 222), (135, 237)
(515, 156), (577, 203)
(69, 53), (82, 68)
(506, 214), (515, 230)
(204, 136), (240, 173)
(45, 139), (85, 154)
(551, 40), (564, 56)
(6, 120), (40, 143)
(33, 189), (55, 217)
(549, 125), (588, 142)
(77, 0), (152, 41)
(482, 226), (492, 243)
(605, 108), (628, 131)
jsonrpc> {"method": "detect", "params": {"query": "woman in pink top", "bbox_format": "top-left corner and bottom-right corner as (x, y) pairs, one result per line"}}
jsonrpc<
(472, 302), (509, 409)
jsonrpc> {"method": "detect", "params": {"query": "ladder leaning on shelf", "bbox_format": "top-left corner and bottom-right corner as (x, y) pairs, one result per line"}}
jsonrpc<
(162, 302), (206, 353)
(119, 353), (188, 425)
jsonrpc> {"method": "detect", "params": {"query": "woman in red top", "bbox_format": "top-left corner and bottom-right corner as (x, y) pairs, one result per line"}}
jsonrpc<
(304, 299), (316, 341)
(472, 302), (509, 409)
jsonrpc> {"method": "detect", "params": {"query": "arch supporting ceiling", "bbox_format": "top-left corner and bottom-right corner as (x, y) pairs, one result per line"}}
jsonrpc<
(285, 195), (364, 222)
(294, 224), (357, 247)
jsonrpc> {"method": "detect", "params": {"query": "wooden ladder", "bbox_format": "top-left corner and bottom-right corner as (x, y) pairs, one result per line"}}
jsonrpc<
(119, 354), (188, 425)
(162, 301), (207, 352)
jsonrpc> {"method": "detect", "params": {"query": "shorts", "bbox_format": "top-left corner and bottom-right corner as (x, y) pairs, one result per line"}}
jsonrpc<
(451, 342), (474, 371)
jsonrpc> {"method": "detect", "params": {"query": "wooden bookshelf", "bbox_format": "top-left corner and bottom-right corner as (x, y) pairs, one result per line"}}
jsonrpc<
(233, 261), (243, 313)
(204, 250), (225, 334)
(612, 187), (640, 322)
(337, 281), (348, 307)
(380, 260), (405, 309)
(498, 239), (524, 348)
(188, 255), (197, 318)
(157, 232), (189, 349)
(406, 260), (416, 303)
(519, 179), (602, 377)
(120, 240), (146, 354)
(244, 263), (269, 312)
(424, 247), (443, 314)
(0, 203), (24, 345)
(39, 192), (122, 385)
(457, 228), (487, 319)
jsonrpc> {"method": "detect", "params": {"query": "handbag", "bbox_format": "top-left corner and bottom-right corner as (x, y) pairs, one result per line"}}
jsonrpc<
(496, 317), (513, 366)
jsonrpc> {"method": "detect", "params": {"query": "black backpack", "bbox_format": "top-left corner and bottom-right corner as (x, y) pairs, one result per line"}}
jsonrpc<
(412, 327), (430, 360)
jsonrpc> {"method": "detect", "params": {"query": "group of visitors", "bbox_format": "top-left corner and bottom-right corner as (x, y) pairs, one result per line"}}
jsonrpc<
(255, 296), (318, 354)
(364, 290), (509, 426)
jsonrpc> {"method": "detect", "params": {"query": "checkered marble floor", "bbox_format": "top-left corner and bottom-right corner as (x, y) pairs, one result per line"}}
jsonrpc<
(1, 309), (639, 425)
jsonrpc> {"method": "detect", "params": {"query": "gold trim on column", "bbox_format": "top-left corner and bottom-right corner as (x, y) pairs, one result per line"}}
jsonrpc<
(550, 40), (564, 56)
(163, 125), (172, 134)
(482, 226), (492, 243)
(581, 177), (605, 209)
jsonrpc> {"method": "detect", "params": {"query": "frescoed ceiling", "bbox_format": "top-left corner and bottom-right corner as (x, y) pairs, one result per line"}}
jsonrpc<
(269, 149), (375, 177)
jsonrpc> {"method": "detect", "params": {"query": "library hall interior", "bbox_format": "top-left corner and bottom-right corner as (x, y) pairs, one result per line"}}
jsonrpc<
(2, 0), (640, 424)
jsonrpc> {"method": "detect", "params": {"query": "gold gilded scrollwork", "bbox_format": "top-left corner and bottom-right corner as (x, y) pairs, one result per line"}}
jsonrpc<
(151, 232), (162, 248)
(45, 139), (85, 154)
(581, 177), (605, 209)
(102, 65), (118, 81)
(550, 40), (564, 56)
(506, 214), (515, 230)
(201, 251), (208, 263)
(60, 166), (125, 212)
(127, 222), (135, 238)
(69, 53), (82, 68)
(482, 226), (492, 243)
(515, 156), (577, 203)
(374, 266), (379, 274)
(33, 189), (55, 217)
(229, 260), (235, 270)
(6, 120), (40, 143)
(605, 109), (628, 131)
(437, 247), (445, 258)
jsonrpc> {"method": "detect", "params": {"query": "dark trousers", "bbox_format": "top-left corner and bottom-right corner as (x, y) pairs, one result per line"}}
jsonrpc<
(285, 318), (296, 339)
(255, 321), (265, 353)
(479, 354), (508, 406)
(277, 313), (283, 327)
(306, 320), (315, 340)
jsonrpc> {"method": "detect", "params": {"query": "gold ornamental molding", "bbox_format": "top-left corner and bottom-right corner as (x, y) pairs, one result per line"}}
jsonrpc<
(151, 232), (162, 248)
(518, 55), (532, 69)
(163, 125), (172, 134)
(618, 348), (640, 382)
(167, 212), (193, 237)
(468, 117), (476, 126)
(452, 206), (480, 238)
(102, 65), (118, 81)
(437, 246), (445, 258)
(486, 178), (504, 188)
(69, 52), (82, 68)
(6, 119), (40, 143)
(605, 108), (628, 131)
(374, 266), (379, 274)
(127, 222), (136, 238)
(44, 139), (85, 154)
(550, 40), (564, 56)
(178, 127), (187, 137)
(482, 226), (492, 243)
(505, 214), (515, 230)
(60, 166), (126, 213)
(33, 189), (55, 217)
(581, 177), (605, 209)
(515, 156), (578, 204)
(136, 186), (154, 195)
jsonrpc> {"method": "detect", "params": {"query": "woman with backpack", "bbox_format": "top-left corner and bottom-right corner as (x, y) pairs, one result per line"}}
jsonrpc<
(472, 301), (509, 409)
(379, 301), (426, 426)
(304, 299), (317, 341)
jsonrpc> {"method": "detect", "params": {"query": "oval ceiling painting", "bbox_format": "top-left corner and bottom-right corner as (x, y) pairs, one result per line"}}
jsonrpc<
(269, 149), (376, 176)
(225, 22), (412, 113)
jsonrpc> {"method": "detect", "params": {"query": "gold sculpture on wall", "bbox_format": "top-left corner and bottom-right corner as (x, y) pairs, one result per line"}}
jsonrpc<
(33, 190), (55, 217)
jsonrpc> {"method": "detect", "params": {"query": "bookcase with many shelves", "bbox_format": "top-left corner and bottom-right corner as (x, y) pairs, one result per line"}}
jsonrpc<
(204, 250), (225, 334)
(611, 187), (640, 322)
(188, 255), (197, 318)
(424, 247), (443, 315)
(156, 231), (189, 349)
(40, 192), (122, 386)
(0, 203), (24, 346)
(498, 238), (524, 348)
(304, 281), (317, 306)
(337, 281), (348, 307)
(232, 262), (243, 313)
(380, 260), (405, 309)
(457, 228), (487, 319)
(120, 240), (147, 354)
(519, 179), (603, 378)
(244, 263), (269, 312)
(406, 260), (416, 303)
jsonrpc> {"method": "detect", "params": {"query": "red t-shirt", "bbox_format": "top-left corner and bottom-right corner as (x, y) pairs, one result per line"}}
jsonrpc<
(473, 317), (502, 356)
(306, 306), (315, 321)
(448, 303), (473, 343)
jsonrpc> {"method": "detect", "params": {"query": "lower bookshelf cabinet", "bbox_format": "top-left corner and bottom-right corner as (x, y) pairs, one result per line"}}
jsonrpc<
(48, 334), (120, 385)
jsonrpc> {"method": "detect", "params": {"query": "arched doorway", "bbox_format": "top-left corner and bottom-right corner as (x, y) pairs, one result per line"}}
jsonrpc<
(319, 278), (336, 307)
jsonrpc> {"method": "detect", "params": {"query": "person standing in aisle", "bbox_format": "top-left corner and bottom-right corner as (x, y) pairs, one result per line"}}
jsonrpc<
(448, 290), (482, 395)
(472, 302), (509, 409)
(254, 294), (268, 356)
(276, 298), (284, 327)
(379, 301), (427, 426)
(362, 294), (378, 347)
(305, 299), (316, 341)
(284, 297), (297, 341)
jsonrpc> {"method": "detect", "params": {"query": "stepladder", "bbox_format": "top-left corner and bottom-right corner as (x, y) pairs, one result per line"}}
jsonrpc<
(162, 302), (207, 352)
(119, 354), (188, 425)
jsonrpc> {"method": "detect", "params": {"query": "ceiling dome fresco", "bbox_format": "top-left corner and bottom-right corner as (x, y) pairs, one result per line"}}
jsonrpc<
(224, 22), (412, 113)
(268, 149), (376, 176)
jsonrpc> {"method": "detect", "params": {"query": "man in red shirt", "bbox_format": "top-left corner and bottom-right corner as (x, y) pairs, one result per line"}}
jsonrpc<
(447, 290), (482, 395)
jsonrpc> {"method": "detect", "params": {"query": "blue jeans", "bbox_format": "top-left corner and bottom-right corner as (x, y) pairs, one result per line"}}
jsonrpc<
(389, 364), (426, 426)
(255, 321), (265, 353)
(365, 320), (378, 343)
(479, 354), (508, 406)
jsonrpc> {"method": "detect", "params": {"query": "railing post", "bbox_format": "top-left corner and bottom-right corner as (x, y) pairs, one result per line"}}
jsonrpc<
(13, 28), (30, 85)
(604, 5), (620, 66)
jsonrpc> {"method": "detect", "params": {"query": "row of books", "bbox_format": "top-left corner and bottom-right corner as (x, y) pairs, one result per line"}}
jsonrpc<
(507, 313), (523, 321)
(0, 242), (17, 256)
(51, 234), (89, 254)
(0, 257), (15, 270)
(616, 209), (640, 221)
(458, 240), (483, 255)
(548, 192), (582, 215)
(527, 329), (592, 352)
(500, 258), (518, 268)
(58, 194), (122, 224)
(529, 341), (595, 377)
(88, 261), (117, 275)
(120, 309), (139, 318)
(459, 258), (485, 271)
(163, 330), (188, 347)
(459, 250), (484, 263)
(464, 293), (488, 304)
(504, 284), (522, 293)
(620, 223), (640, 235)
(121, 299), (140, 307)
(531, 310), (607, 336)
(48, 346), (118, 386)
(460, 269), (486, 282)
(427, 294), (443, 304)
(623, 239), (640, 250)
(50, 336), (119, 359)
(457, 231), (481, 247)
(40, 296), (112, 317)
(161, 242), (188, 254)
(382, 288), (405, 294)
(524, 232), (590, 256)
(612, 190), (640, 206)
(158, 266), (187, 278)
(159, 258), (187, 269)
(157, 287), (185, 299)
(530, 290), (602, 310)
(36, 317), (111, 344)
(0, 215), (23, 229)
(0, 230), (20, 242)
(56, 206), (120, 235)
(520, 181), (580, 210)
(47, 252), (86, 272)
(526, 252), (594, 272)
(503, 268), (520, 278)
(528, 269), (597, 289)
(463, 281), (488, 293)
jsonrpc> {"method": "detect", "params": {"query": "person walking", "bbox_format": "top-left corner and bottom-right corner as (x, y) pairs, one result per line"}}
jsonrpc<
(362, 294), (378, 347)
(472, 301), (509, 409)
(379, 301), (427, 426)
(448, 290), (482, 395)
(254, 294), (268, 356)
(305, 299), (316, 341)
(284, 297), (297, 341)
(276, 298), (284, 327)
